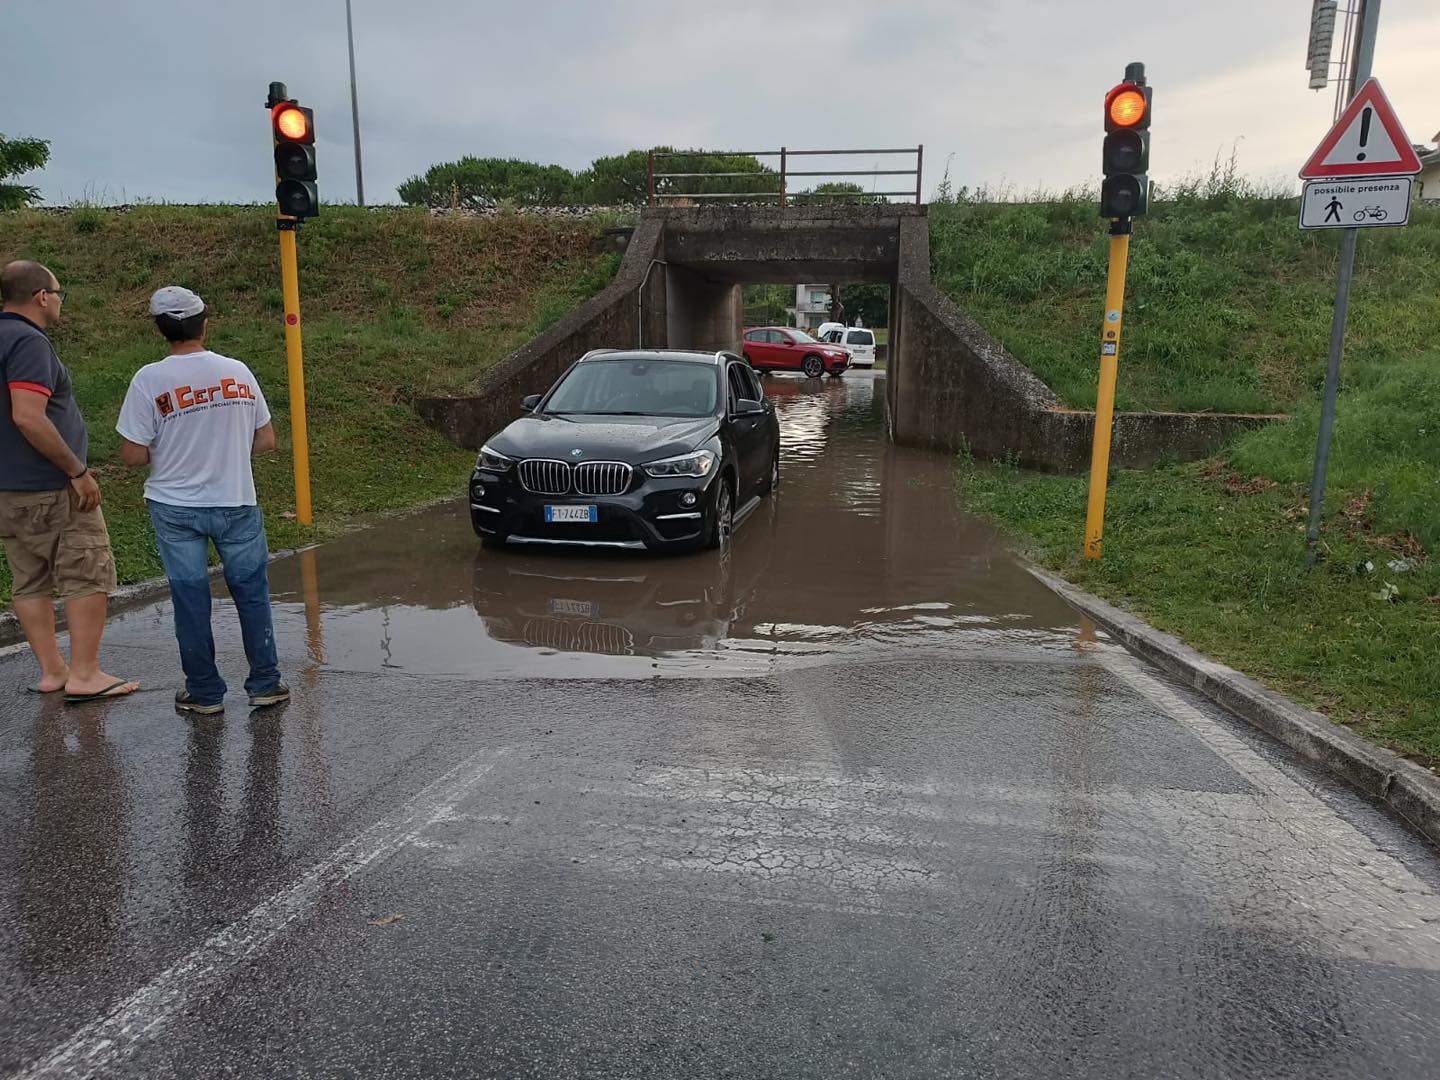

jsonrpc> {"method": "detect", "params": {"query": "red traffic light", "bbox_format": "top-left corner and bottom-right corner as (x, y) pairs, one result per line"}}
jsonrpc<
(1106, 84), (1147, 129)
(273, 104), (311, 142)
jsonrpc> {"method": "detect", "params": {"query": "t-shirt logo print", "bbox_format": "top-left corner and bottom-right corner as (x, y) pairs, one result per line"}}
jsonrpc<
(155, 391), (175, 417)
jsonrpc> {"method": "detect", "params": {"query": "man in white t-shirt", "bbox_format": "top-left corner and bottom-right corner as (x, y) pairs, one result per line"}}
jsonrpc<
(117, 286), (289, 715)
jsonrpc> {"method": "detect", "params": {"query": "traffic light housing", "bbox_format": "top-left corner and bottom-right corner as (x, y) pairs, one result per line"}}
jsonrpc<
(268, 83), (318, 221)
(1100, 67), (1151, 219)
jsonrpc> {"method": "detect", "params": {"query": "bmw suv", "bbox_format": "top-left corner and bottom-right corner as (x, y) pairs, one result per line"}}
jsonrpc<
(470, 350), (781, 553)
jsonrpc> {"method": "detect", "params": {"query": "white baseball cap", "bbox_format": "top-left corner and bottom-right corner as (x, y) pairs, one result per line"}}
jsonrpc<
(149, 285), (207, 319)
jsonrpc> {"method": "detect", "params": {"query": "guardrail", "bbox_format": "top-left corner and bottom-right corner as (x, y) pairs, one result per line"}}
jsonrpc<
(646, 146), (923, 207)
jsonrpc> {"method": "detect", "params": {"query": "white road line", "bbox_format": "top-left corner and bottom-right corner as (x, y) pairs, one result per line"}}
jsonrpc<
(12, 747), (512, 1080)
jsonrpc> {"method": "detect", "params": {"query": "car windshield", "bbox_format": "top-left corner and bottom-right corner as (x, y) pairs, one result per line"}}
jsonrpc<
(787, 329), (818, 343)
(543, 359), (719, 418)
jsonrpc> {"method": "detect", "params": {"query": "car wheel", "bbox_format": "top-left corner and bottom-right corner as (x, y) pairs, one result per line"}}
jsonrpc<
(760, 450), (779, 496)
(802, 354), (825, 379)
(705, 476), (735, 551)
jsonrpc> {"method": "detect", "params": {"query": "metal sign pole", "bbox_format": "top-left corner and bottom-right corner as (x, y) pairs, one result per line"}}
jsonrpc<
(1303, 0), (1379, 564)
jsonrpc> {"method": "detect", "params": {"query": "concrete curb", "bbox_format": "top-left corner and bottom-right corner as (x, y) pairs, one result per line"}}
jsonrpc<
(1027, 565), (1440, 848)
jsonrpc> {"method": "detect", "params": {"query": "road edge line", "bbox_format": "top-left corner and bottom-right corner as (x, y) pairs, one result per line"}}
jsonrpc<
(1025, 564), (1440, 848)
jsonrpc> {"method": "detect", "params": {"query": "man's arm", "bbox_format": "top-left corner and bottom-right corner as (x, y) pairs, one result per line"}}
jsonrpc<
(9, 388), (101, 510)
(252, 422), (277, 456)
(119, 439), (151, 467)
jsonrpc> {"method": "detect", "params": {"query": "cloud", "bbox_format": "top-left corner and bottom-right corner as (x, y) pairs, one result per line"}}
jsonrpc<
(9, 0), (1439, 205)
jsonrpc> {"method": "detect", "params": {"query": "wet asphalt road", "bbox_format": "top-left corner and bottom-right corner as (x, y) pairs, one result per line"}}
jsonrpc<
(3, 373), (1440, 1079)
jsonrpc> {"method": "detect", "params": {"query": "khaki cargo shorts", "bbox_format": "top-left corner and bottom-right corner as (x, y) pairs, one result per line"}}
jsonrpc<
(0, 489), (118, 601)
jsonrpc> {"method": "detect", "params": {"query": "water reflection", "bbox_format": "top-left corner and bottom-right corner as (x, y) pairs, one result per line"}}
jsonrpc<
(263, 374), (1081, 677)
(20, 695), (126, 977)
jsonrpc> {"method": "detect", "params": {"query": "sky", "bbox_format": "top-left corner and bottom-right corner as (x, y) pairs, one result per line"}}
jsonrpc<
(7, 0), (1438, 206)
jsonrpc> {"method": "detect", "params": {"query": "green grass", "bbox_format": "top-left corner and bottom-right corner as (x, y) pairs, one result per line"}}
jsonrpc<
(937, 188), (1440, 759)
(955, 345), (1440, 761)
(0, 205), (622, 607)
(930, 191), (1440, 414)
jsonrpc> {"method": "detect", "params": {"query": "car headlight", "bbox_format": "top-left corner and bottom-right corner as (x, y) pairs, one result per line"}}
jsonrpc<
(477, 444), (514, 471)
(644, 449), (717, 478)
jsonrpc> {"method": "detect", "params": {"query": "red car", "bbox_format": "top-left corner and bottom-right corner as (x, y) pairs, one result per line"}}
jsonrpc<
(741, 326), (850, 378)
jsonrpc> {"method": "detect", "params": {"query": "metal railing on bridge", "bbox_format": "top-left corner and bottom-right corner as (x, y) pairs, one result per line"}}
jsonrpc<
(646, 146), (923, 207)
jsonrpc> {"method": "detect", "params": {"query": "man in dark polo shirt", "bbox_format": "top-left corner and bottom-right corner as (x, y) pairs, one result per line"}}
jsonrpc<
(0, 260), (137, 702)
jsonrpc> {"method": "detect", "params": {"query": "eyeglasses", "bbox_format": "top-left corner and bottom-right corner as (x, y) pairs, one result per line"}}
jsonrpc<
(37, 288), (67, 302)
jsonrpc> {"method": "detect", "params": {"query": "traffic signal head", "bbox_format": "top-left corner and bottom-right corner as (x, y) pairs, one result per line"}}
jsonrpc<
(271, 99), (318, 220)
(1100, 68), (1151, 218)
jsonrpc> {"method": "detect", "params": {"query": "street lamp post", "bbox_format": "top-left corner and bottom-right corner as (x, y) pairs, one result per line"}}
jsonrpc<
(345, 0), (365, 206)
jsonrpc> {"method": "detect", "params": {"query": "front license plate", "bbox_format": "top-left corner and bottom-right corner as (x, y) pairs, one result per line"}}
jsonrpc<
(545, 505), (597, 523)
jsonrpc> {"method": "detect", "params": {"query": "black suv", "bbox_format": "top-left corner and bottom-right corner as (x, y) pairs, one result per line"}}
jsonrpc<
(470, 350), (781, 553)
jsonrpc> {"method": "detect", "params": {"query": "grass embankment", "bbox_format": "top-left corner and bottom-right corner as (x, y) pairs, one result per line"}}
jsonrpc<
(0, 206), (622, 607)
(938, 191), (1440, 761)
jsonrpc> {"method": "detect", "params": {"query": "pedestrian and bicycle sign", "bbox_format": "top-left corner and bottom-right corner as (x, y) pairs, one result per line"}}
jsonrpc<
(1299, 176), (1412, 230)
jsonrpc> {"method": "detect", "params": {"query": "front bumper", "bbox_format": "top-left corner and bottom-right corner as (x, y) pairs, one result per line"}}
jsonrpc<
(470, 469), (717, 550)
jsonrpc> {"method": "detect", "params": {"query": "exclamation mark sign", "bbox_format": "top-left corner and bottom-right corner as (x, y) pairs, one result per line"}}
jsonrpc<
(1356, 107), (1373, 161)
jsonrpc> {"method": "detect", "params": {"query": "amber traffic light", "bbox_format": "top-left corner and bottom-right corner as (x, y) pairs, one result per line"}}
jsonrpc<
(267, 82), (319, 221)
(1100, 64), (1152, 219)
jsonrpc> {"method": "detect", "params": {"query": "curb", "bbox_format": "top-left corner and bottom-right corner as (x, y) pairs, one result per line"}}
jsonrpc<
(1027, 565), (1440, 848)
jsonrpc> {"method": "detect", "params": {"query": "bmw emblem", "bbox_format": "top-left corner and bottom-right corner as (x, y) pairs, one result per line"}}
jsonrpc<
(571, 449), (584, 457)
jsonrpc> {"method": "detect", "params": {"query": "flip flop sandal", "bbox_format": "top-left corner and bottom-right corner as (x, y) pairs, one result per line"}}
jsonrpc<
(63, 680), (139, 704)
(23, 684), (66, 695)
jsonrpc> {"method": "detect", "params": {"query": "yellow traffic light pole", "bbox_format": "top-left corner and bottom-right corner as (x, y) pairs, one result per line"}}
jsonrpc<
(1083, 224), (1131, 560)
(277, 221), (314, 525)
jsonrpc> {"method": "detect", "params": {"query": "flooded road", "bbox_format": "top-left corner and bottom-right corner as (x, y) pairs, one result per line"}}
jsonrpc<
(4, 373), (1440, 1079)
(262, 372), (1079, 680)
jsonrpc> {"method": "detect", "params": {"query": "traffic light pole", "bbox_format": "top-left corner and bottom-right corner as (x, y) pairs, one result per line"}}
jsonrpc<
(1083, 218), (1131, 560)
(277, 221), (314, 526)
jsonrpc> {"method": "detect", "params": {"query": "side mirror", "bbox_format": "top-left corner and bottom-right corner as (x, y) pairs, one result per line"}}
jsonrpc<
(734, 398), (764, 417)
(520, 394), (542, 412)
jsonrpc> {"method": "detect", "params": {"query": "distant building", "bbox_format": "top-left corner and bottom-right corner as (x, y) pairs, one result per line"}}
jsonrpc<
(1418, 131), (1440, 203)
(787, 284), (831, 330)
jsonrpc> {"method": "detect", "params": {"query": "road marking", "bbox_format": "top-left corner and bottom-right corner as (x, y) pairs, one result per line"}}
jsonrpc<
(14, 747), (511, 1080)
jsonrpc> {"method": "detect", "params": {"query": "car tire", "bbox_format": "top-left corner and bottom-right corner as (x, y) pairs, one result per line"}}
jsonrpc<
(704, 476), (735, 551)
(802, 355), (825, 379)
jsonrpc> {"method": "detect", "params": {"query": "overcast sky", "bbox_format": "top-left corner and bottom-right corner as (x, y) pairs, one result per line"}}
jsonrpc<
(7, 1), (1438, 205)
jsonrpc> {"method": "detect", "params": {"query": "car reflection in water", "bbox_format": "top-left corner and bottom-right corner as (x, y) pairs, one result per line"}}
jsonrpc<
(471, 499), (777, 660)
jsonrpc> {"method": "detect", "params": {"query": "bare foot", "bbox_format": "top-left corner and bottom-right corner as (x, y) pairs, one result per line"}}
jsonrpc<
(64, 672), (140, 699)
(37, 666), (70, 693)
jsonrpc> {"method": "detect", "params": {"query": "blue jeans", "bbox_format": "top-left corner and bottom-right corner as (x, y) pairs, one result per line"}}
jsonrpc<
(147, 502), (281, 705)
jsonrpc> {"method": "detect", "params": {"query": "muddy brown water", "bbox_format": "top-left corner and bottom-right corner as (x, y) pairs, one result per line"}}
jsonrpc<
(262, 373), (1082, 679)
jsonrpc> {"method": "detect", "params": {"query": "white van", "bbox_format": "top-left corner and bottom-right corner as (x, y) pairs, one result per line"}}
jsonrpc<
(819, 326), (877, 368)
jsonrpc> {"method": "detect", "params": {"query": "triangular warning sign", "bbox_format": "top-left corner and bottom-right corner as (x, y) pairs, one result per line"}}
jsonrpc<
(1300, 78), (1422, 178)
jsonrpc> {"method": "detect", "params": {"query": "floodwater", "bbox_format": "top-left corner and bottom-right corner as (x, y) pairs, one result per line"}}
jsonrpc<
(263, 372), (1082, 679)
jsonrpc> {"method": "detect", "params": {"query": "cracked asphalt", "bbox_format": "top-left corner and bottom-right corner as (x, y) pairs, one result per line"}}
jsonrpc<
(3, 374), (1439, 1079)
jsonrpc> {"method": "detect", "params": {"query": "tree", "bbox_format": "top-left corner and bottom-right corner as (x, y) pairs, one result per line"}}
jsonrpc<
(839, 283), (889, 329)
(397, 157), (580, 208)
(790, 181), (883, 206)
(0, 134), (50, 210)
(574, 147), (777, 206)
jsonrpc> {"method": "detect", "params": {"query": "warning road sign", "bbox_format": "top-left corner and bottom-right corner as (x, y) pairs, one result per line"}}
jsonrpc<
(1299, 176), (1412, 230)
(1300, 77), (1421, 178)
